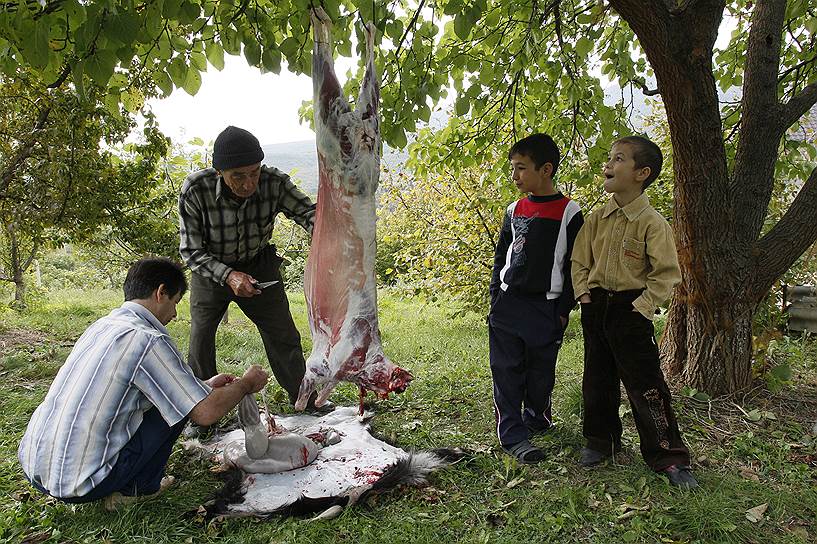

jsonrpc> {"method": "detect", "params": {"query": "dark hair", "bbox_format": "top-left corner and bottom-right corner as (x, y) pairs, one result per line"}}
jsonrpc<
(508, 133), (561, 176)
(123, 258), (187, 301)
(613, 135), (663, 190)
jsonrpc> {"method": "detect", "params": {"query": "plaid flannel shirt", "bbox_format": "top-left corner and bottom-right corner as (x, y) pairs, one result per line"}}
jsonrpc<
(179, 166), (315, 284)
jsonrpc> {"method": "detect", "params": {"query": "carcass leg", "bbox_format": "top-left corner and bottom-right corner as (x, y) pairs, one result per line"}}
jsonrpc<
(358, 386), (366, 416)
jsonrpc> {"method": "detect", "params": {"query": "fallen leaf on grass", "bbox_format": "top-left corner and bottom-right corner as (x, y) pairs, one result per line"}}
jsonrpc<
(789, 526), (809, 540)
(617, 503), (650, 513)
(401, 420), (422, 430)
(12, 490), (32, 502)
(529, 479), (555, 486)
(468, 444), (493, 454)
(745, 503), (768, 523)
(617, 510), (639, 521)
(21, 531), (51, 544)
(738, 466), (760, 481)
(506, 477), (525, 489)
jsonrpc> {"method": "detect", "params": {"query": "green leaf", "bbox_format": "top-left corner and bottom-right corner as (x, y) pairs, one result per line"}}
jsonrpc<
(455, 96), (470, 116)
(153, 69), (173, 96)
(453, 13), (472, 40)
(243, 42), (261, 66)
(206, 42), (224, 70)
(770, 364), (792, 382)
(104, 90), (122, 116)
(391, 128), (408, 149)
(190, 51), (207, 72)
(167, 56), (188, 87)
(182, 67), (202, 95)
(109, 12), (139, 45)
(443, 0), (463, 16)
(745, 409), (762, 422)
(179, 1), (200, 24)
(279, 37), (299, 60)
(22, 19), (50, 69)
(162, 0), (183, 19)
(221, 26), (241, 55)
(121, 88), (144, 112)
(575, 37), (593, 58)
(261, 48), (281, 74)
(85, 50), (119, 85)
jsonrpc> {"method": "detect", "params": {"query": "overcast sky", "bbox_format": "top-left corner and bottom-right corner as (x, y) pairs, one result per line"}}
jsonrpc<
(146, 55), (340, 146)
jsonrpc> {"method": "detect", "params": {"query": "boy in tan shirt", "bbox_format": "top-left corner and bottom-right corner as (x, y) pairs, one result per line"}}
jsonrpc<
(571, 136), (697, 488)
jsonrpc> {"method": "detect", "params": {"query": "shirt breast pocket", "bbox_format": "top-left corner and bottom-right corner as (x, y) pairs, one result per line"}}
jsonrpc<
(622, 237), (646, 269)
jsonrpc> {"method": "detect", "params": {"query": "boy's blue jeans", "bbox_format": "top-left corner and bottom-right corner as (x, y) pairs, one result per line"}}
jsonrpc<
(30, 407), (186, 502)
(488, 291), (565, 447)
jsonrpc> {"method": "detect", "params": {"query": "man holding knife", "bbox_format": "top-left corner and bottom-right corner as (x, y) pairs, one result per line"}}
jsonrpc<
(179, 126), (322, 434)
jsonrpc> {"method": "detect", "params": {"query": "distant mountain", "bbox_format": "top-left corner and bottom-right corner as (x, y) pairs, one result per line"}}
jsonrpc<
(262, 140), (408, 196)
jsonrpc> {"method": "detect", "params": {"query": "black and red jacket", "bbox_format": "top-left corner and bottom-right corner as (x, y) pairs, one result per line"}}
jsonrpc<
(490, 193), (584, 318)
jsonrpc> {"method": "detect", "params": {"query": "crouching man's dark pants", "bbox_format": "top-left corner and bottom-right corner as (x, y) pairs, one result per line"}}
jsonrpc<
(580, 288), (690, 471)
(30, 407), (185, 502)
(187, 245), (306, 404)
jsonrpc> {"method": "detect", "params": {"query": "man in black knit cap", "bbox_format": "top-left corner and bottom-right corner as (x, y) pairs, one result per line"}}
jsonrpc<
(179, 126), (324, 435)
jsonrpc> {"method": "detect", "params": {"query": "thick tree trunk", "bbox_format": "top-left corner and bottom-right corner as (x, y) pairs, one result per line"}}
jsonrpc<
(661, 299), (754, 393)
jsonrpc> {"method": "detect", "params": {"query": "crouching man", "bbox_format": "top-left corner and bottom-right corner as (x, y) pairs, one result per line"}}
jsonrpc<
(18, 257), (269, 510)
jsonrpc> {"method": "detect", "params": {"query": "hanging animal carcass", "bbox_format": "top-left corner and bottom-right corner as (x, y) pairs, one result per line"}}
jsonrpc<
(294, 9), (412, 414)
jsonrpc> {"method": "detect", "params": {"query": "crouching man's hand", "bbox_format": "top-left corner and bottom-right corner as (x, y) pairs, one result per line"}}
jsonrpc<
(190, 366), (269, 427)
(206, 373), (237, 388)
(241, 365), (269, 394)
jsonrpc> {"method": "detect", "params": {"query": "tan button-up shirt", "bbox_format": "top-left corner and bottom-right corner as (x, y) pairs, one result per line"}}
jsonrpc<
(571, 193), (681, 320)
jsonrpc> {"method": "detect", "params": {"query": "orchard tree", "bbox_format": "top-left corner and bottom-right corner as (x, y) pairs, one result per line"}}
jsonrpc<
(2, 0), (816, 394)
(0, 70), (169, 304)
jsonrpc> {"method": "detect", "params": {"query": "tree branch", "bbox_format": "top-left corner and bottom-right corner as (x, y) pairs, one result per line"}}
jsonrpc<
(778, 81), (817, 133)
(730, 0), (788, 245)
(752, 165), (817, 298)
(0, 100), (53, 197)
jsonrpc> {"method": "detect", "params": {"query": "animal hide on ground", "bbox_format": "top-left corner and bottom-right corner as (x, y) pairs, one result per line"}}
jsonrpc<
(182, 407), (451, 518)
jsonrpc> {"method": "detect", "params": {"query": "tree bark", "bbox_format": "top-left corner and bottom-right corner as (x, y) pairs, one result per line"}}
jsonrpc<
(612, 0), (817, 395)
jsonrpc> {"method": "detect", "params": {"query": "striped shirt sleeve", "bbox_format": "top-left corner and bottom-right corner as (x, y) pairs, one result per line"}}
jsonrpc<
(132, 336), (211, 427)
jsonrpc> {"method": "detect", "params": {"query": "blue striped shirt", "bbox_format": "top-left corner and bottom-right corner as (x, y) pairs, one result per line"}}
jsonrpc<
(18, 302), (211, 498)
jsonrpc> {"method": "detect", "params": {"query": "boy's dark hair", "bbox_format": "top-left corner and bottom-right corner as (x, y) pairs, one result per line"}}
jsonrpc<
(123, 257), (187, 301)
(508, 133), (560, 176)
(613, 135), (663, 190)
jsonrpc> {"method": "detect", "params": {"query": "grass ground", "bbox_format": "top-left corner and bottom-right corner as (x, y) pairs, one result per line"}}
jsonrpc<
(0, 289), (815, 543)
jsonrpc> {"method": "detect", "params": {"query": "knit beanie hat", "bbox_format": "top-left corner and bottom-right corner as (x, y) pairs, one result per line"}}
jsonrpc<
(212, 126), (264, 170)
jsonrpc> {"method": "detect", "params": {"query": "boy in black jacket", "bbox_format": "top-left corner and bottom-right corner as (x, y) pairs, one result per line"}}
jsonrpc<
(489, 134), (583, 463)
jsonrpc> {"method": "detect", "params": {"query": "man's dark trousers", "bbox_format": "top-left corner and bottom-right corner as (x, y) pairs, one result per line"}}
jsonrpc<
(188, 245), (305, 403)
(32, 407), (185, 502)
(488, 291), (564, 447)
(580, 287), (690, 470)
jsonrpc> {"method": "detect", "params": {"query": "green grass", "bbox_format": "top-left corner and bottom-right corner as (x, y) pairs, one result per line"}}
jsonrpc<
(1, 290), (815, 543)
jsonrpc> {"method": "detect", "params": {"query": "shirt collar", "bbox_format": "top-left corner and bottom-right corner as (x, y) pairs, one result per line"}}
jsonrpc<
(527, 192), (564, 203)
(121, 301), (169, 336)
(601, 192), (651, 220)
